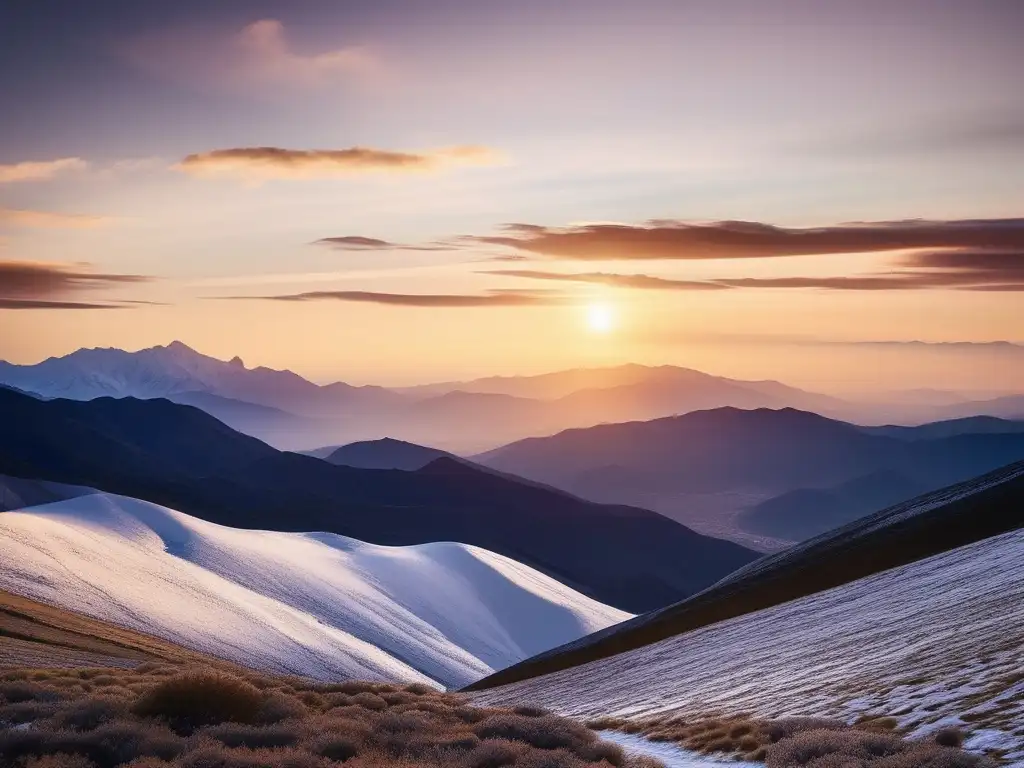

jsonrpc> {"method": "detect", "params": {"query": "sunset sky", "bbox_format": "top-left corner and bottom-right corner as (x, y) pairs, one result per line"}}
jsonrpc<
(1, 0), (1022, 390)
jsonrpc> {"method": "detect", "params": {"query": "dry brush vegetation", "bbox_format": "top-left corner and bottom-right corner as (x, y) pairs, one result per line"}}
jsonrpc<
(0, 664), (663, 768)
(586, 713), (1000, 767)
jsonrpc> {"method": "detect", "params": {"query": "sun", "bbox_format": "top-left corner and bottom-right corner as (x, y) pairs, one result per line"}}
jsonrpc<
(586, 302), (615, 333)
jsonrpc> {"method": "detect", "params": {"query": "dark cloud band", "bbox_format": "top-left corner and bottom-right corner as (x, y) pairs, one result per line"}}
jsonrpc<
(0, 260), (151, 309)
(223, 289), (571, 307)
(463, 218), (1024, 261)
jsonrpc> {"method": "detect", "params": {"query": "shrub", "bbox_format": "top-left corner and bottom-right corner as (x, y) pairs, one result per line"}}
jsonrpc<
(729, 722), (754, 738)
(201, 722), (302, 749)
(467, 739), (527, 768)
(515, 748), (593, 768)
(318, 681), (380, 695)
(404, 683), (435, 696)
(625, 758), (666, 768)
(0, 700), (61, 724)
(933, 727), (965, 748)
(765, 728), (905, 766)
(350, 692), (387, 712)
(311, 734), (362, 761)
(133, 674), (264, 730)
(0, 720), (186, 768)
(21, 756), (97, 768)
(48, 698), (129, 731)
(254, 692), (306, 724)
(0, 681), (60, 703)
(512, 705), (550, 718)
(474, 713), (596, 752)
(176, 746), (327, 768)
(764, 718), (848, 743)
(577, 738), (625, 766)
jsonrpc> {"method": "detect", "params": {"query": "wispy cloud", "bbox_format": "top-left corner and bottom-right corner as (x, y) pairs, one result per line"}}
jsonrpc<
(126, 19), (376, 93)
(315, 235), (450, 252)
(177, 145), (502, 181)
(485, 248), (1024, 292)
(486, 269), (730, 290)
(222, 289), (571, 307)
(460, 218), (1024, 260)
(0, 209), (111, 229)
(0, 259), (151, 309)
(0, 299), (127, 310)
(0, 158), (87, 184)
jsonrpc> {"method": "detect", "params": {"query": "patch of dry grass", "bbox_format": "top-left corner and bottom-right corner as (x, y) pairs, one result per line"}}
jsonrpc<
(586, 713), (997, 766)
(0, 665), (659, 768)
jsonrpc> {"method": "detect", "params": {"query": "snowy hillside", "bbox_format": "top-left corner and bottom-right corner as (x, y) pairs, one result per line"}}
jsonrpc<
(471, 529), (1024, 763)
(0, 492), (630, 689)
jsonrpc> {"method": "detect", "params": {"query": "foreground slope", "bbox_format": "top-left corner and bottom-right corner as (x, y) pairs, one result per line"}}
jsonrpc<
(471, 528), (1024, 762)
(466, 460), (1024, 689)
(0, 588), (242, 671)
(0, 491), (630, 688)
(0, 387), (757, 613)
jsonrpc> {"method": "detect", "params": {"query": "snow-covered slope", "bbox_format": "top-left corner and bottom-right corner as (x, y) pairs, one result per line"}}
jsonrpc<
(0, 341), (399, 414)
(0, 492), (630, 689)
(471, 530), (1024, 763)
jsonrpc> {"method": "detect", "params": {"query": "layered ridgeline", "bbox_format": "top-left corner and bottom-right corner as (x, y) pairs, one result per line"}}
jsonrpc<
(467, 462), (1024, 761)
(5, 344), (1022, 455)
(476, 407), (1024, 545)
(0, 489), (630, 688)
(0, 387), (757, 613)
(0, 344), (844, 452)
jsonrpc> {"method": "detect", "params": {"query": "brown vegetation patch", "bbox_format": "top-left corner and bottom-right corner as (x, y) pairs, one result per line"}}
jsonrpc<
(588, 713), (998, 766)
(0, 663), (659, 768)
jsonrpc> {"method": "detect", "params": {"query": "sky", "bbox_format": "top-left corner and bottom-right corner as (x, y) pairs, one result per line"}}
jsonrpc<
(1, 0), (1022, 389)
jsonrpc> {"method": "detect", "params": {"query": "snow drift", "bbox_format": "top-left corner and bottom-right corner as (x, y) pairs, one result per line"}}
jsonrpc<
(0, 492), (630, 688)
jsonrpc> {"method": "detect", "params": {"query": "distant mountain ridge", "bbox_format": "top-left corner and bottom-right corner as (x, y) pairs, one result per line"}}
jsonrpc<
(0, 341), (400, 415)
(0, 387), (758, 613)
(5, 343), (1021, 454)
(476, 407), (1024, 542)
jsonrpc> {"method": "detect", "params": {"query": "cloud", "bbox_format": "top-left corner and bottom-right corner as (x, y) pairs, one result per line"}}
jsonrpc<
(462, 218), (1024, 260)
(907, 249), (1024, 273)
(484, 249), (1024, 292)
(0, 209), (110, 229)
(486, 254), (532, 262)
(317, 236), (394, 249)
(223, 289), (570, 307)
(0, 158), (87, 184)
(0, 259), (151, 309)
(315, 236), (450, 252)
(0, 299), (126, 310)
(230, 19), (373, 86)
(126, 19), (375, 93)
(487, 269), (731, 290)
(177, 145), (501, 180)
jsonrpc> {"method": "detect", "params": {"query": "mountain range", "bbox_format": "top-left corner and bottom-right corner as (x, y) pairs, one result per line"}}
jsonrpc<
(8, 342), (1020, 454)
(475, 407), (1024, 543)
(0, 386), (757, 613)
